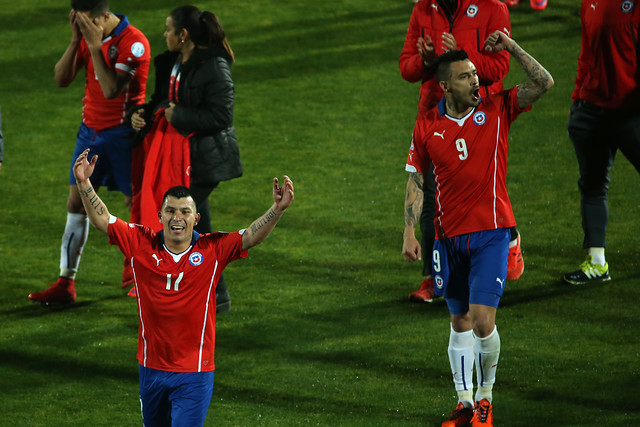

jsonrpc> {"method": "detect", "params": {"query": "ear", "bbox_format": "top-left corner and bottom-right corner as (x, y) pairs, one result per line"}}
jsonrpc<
(180, 28), (189, 41)
(194, 212), (201, 225)
(158, 211), (162, 221)
(439, 81), (449, 93)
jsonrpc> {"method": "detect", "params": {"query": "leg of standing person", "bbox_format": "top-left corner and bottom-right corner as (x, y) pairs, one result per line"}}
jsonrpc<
(563, 101), (615, 285)
(29, 124), (133, 303)
(190, 182), (231, 313)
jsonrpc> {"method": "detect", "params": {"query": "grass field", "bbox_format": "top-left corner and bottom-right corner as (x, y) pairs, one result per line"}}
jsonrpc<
(1, 0), (639, 425)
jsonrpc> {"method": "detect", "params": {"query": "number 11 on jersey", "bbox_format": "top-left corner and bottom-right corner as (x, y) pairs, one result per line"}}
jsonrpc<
(166, 272), (184, 291)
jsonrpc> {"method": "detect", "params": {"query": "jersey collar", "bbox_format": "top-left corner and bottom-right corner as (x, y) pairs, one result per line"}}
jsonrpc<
(103, 14), (129, 42)
(157, 229), (201, 249)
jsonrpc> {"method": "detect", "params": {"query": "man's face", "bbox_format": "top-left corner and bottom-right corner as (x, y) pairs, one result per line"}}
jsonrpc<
(159, 195), (199, 246)
(445, 59), (481, 109)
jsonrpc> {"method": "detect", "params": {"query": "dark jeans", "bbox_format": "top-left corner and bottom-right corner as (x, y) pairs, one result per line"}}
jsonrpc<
(568, 100), (640, 248)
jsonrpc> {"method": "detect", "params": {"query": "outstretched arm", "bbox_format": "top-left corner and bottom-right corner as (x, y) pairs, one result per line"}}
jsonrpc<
(73, 149), (111, 234)
(402, 172), (424, 263)
(484, 30), (554, 109)
(241, 176), (294, 251)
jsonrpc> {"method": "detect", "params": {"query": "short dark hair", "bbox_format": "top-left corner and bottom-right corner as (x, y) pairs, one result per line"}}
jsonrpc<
(161, 186), (194, 208)
(433, 49), (470, 82)
(71, 0), (109, 17)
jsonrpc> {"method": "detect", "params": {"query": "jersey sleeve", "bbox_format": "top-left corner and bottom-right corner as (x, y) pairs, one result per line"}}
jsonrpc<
(502, 86), (532, 124)
(207, 231), (248, 267)
(405, 119), (430, 174)
(115, 30), (151, 78)
(107, 216), (155, 258)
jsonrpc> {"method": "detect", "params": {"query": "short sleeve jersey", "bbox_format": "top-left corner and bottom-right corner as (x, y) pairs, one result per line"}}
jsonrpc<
(76, 14), (150, 130)
(406, 87), (529, 239)
(108, 217), (248, 372)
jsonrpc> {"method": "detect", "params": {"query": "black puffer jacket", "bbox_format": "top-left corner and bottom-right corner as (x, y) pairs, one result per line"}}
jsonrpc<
(134, 46), (242, 184)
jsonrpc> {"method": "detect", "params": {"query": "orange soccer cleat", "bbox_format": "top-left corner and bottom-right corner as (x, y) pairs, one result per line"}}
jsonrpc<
(408, 276), (436, 303)
(471, 399), (493, 426)
(29, 277), (77, 304)
(442, 402), (474, 427)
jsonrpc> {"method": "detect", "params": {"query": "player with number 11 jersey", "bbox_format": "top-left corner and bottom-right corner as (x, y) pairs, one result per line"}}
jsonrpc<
(406, 87), (530, 240)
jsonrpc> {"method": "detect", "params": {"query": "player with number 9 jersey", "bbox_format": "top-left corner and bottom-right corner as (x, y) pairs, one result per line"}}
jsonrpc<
(406, 87), (530, 240)
(108, 216), (247, 372)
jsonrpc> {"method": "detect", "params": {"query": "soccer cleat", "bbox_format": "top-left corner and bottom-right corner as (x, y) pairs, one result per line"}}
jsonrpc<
(530, 0), (547, 10)
(442, 402), (474, 427)
(409, 276), (436, 303)
(506, 234), (524, 280)
(471, 399), (493, 426)
(562, 255), (611, 285)
(503, 0), (519, 6)
(127, 286), (137, 298)
(29, 277), (77, 304)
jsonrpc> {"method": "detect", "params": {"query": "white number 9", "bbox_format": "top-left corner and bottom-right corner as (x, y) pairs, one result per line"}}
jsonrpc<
(432, 249), (441, 273)
(456, 138), (468, 161)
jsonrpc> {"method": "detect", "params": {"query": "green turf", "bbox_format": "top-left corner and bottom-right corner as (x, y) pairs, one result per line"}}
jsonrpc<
(1, 0), (639, 425)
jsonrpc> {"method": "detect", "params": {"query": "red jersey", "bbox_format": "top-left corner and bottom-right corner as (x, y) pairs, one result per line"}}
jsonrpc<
(406, 88), (529, 239)
(572, 0), (640, 109)
(108, 217), (247, 372)
(399, 0), (511, 115)
(76, 14), (150, 130)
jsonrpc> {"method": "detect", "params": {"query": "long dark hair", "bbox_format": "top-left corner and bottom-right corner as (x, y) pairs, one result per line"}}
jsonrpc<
(170, 5), (234, 62)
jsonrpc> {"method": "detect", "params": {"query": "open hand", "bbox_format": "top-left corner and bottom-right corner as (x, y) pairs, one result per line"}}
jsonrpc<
(73, 148), (98, 183)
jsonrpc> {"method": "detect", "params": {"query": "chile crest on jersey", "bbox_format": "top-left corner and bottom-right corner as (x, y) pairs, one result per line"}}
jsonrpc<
(621, 0), (634, 12)
(189, 252), (204, 266)
(466, 4), (479, 17)
(473, 110), (487, 125)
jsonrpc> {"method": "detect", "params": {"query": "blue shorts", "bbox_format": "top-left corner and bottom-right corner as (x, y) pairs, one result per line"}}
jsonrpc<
(432, 228), (509, 315)
(138, 365), (215, 427)
(68, 122), (133, 196)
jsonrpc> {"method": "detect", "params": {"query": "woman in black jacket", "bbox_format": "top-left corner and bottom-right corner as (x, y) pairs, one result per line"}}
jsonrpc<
(131, 5), (241, 311)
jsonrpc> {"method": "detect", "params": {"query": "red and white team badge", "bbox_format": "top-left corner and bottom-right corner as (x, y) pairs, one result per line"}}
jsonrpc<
(621, 0), (634, 12)
(189, 252), (203, 266)
(434, 275), (444, 290)
(466, 4), (479, 17)
(473, 111), (487, 125)
(108, 45), (118, 59)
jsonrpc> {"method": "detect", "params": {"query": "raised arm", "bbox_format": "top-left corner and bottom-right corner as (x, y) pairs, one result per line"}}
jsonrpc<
(75, 12), (133, 99)
(54, 10), (82, 87)
(241, 176), (294, 251)
(402, 172), (424, 263)
(484, 30), (554, 109)
(73, 149), (112, 234)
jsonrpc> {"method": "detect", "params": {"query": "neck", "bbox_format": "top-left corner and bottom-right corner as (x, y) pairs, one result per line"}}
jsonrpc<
(101, 13), (121, 38)
(445, 96), (473, 119)
(180, 41), (197, 63)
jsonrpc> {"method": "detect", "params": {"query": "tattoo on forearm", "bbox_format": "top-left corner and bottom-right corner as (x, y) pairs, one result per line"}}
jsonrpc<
(405, 173), (424, 228)
(250, 208), (278, 235)
(508, 42), (552, 103)
(81, 185), (105, 216)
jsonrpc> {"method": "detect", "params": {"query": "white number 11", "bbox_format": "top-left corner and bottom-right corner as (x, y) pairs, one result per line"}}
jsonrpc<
(166, 272), (184, 291)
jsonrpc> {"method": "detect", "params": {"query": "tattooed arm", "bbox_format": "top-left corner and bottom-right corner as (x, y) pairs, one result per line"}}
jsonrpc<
(484, 30), (554, 109)
(242, 176), (294, 251)
(402, 172), (424, 262)
(73, 149), (111, 234)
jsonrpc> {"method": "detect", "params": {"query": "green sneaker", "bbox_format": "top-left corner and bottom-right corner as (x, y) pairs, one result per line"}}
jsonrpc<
(563, 255), (611, 285)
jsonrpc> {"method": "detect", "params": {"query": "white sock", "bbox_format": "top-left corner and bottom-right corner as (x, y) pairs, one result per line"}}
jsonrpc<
(448, 325), (475, 408)
(473, 326), (500, 403)
(59, 213), (89, 279)
(588, 247), (606, 266)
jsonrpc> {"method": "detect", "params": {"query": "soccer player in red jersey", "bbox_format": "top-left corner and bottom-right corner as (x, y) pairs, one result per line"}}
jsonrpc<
(402, 32), (553, 426)
(29, 0), (150, 304)
(399, 0), (525, 304)
(73, 148), (294, 426)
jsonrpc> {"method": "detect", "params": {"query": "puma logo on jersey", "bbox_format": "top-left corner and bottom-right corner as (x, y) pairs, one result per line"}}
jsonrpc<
(152, 254), (163, 266)
(590, 2), (597, 10)
(432, 3), (438, 11)
(434, 130), (446, 140)
(496, 277), (504, 288)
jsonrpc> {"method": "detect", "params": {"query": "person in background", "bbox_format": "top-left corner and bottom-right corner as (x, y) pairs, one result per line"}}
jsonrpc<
(29, 0), (150, 304)
(562, 0), (640, 285)
(399, 0), (523, 305)
(402, 33), (553, 425)
(129, 5), (242, 312)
